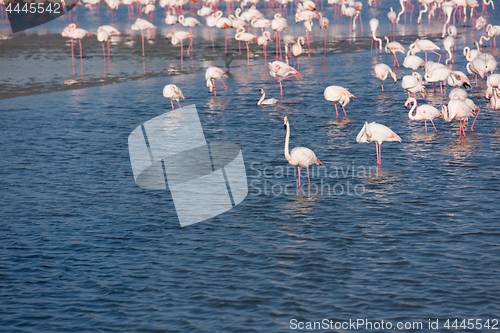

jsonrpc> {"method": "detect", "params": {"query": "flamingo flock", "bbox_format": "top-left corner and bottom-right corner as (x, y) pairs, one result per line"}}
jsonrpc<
(45, 0), (500, 188)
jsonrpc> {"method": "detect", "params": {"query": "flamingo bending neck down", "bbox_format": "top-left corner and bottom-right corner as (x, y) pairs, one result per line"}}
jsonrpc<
(206, 66), (228, 99)
(268, 61), (301, 97)
(284, 116), (323, 188)
(374, 63), (397, 92)
(163, 84), (185, 110)
(324, 85), (356, 118)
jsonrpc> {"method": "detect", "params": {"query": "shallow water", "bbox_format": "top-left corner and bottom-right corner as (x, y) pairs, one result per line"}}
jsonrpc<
(1, 2), (500, 332)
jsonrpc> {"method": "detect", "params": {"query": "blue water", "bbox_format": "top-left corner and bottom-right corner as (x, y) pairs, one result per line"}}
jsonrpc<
(2, 2), (500, 332)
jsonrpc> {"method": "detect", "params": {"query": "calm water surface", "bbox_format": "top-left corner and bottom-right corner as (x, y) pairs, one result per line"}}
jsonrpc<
(1, 2), (500, 332)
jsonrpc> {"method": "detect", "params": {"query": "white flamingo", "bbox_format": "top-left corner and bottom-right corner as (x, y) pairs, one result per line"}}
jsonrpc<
(356, 122), (402, 166)
(163, 84), (185, 110)
(283, 115), (323, 188)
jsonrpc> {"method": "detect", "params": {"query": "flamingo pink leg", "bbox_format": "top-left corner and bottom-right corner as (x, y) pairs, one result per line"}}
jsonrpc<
(431, 120), (437, 130)
(79, 39), (83, 66)
(334, 102), (339, 118)
(307, 166), (311, 187)
(141, 30), (145, 56)
(341, 104), (347, 117)
(381, 80), (384, 92)
(107, 40), (110, 59)
(471, 108), (481, 131)
(297, 167), (301, 187)
(170, 100), (174, 110)
(425, 120), (428, 132)
(177, 100), (182, 108)
(102, 43), (106, 61)
(378, 143), (382, 165)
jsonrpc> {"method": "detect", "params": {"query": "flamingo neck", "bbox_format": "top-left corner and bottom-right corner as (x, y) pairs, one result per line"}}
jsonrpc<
(408, 100), (417, 119)
(285, 122), (291, 161)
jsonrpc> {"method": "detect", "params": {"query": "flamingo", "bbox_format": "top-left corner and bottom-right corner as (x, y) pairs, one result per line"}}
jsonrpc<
(441, 2), (457, 38)
(341, 3), (358, 33)
(485, 73), (500, 98)
(99, 25), (121, 36)
(178, 15), (203, 34)
(490, 89), (500, 110)
(61, 24), (92, 67)
(356, 122), (402, 166)
(97, 27), (110, 61)
(387, 7), (397, 37)
(197, 6), (213, 17)
(441, 99), (475, 138)
(425, 66), (452, 96)
(369, 18), (383, 54)
(163, 84), (185, 110)
(396, 0), (414, 23)
(384, 36), (405, 67)
(206, 66), (228, 99)
(482, 0), (494, 14)
(291, 37), (305, 69)
(268, 61), (301, 97)
(257, 31), (271, 58)
(165, 10), (178, 32)
(166, 31), (194, 64)
(235, 27), (257, 64)
(465, 98), (481, 131)
(271, 13), (288, 59)
(251, 18), (272, 34)
(283, 115), (323, 188)
(324, 85), (356, 118)
(410, 39), (441, 62)
(463, 42), (482, 61)
(449, 87), (468, 100)
(318, 12), (329, 48)
(479, 24), (500, 49)
(131, 18), (156, 57)
(447, 71), (472, 89)
(443, 35), (455, 64)
(405, 97), (441, 131)
(374, 63), (397, 92)
(403, 53), (425, 72)
(467, 57), (486, 86)
(258, 89), (279, 105)
(214, 11), (233, 54)
(402, 72), (427, 101)
(475, 16), (487, 31)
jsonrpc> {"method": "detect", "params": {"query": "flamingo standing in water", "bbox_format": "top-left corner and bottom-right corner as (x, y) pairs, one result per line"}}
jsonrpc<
(131, 18), (156, 56)
(166, 31), (194, 64)
(214, 11), (233, 54)
(318, 12), (329, 49)
(405, 97), (441, 132)
(283, 115), (323, 188)
(374, 63), (397, 92)
(163, 84), (185, 110)
(403, 53), (425, 72)
(206, 66), (228, 99)
(178, 15), (203, 34)
(268, 61), (301, 97)
(385, 36), (405, 67)
(409, 39), (441, 62)
(369, 18), (383, 54)
(356, 122), (402, 166)
(61, 24), (93, 67)
(396, 0), (414, 24)
(97, 27), (110, 61)
(291, 37), (305, 69)
(235, 27), (257, 65)
(441, 99), (476, 139)
(324, 85), (356, 118)
(402, 72), (427, 102)
(257, 31), (271, 58)
(271, 13), (288, 59)
(387, 7), (397, 38)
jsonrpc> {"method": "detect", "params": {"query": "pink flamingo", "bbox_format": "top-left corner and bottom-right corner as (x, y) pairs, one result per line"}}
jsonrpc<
(163, 84), (185, 110)
(374, 63), (397, 92)
(324, 85), (356, 118)
(206, 66), (228, 99)
(356, 122), (402, 166)
(131, 18), (157, 56)
(268, 61), (301, 97)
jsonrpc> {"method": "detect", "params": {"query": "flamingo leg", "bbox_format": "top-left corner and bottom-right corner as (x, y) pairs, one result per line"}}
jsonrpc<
(379, 144), (382, 165)
(246, 41), (250, 65)
(307, 166), (310, 187)
(431, 119), (437, 130)
(171, 100), (174, 110)
(431, 49), (441, 63)
(381, 80), (384, 92)
(71, 38), (74, 67)
(471, 108), (480, 131)
(212, 79), (217, 99)
(213, 79), (228, 90)
(102, 43), (105, 61)
(297, 167), (301, 188)
(440, 81), (443, 96)
(107, 40), (110, 59)
(334, 102), (339, 118)
(375, 143), (379, 165)
(141, 30), (145, 56)
(425, 120), (428, 132)
(177, 100), (182, 108)
(341, 103), (347, 117)
(79, 39), (83, 66)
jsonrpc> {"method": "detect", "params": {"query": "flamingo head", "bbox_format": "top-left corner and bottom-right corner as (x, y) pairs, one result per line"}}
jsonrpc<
(166, 33), (173, 39)
(259, 89), (264, 94)
(283, 115), (289, 129)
